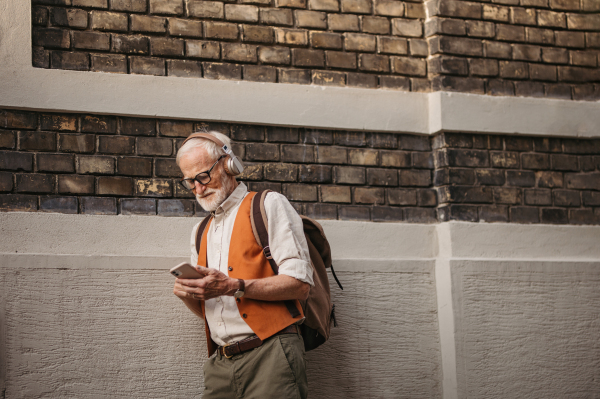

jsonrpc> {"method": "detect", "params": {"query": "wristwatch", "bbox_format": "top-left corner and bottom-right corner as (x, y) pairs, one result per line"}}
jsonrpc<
(234, 279), (245, 299)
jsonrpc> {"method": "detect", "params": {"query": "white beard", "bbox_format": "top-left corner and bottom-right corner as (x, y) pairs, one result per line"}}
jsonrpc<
(195, 175), (234, 212)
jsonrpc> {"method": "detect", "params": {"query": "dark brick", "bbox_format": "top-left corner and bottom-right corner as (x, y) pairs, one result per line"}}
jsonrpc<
(121, 198), (156, 215)
(487, 80), (515, 96)
(367, 168), (398, 186)
(533, 137), (562, 153)
(243, 65), (277, 82)
(493, 187), (522, 204)
(157, 121), (194, 138)
(266, 127), (299, 143)
(57, 175), (94, 194)
(582, 191), (600, 206)
(281, 145), (315, 163)
(231, 125), (265, 141)
(379, 76), (410, 91)
(504, 137), (533, 151)
(434, 168), (476, 185)
(569, 209), (599, 225)
(434, 148), (489, 168)
(39, 196), (78, 214)
(0, 151), (33, 172)
(112, 34), (149, 54)
(428, 56), (469, 76)
(279, 68), (311, 84)
(0, 195), (38, 212)
(0, 172), (13, 192)
(91, 54), (127, 73)
(515, 81), (545, 98)
(72, 31), (109, 51)
(137, 137), (173, 156)
(506, 170), (535, 187)
(433, 74), (485, 95)
(334, 166), (365, 184)
(283, 183), (317, 201)
(565, 172), (600, 190)
(299, 165), (331, 183)
(79, 115), (116, 134)
(317, 147), (347, 164)
(16, 174), (54, 193)
(524, 188), (552, 205)
(472, 136), (487, 149)
(301, 129), (333, 145)
(33, 6), (49, 25)
(417, 189), (437, 206)
(237, 163), (263, 181)
(579, 156), (596, 172)
(58, 134), (95, 153)
(111, 0), (147, 12)
(51, 51), (89, 71)
(438, 204), (478, 222)
(437, 186), (493, 204)
(541, 207), (568, 224)
(551, 154), (577, 171)
(79, 197), (115, 214)
(264, 163), (298, 181)
(348, 149), (378, 165)
(173, 182), (195, 198)
(203, 62), (242, 80)
(0, 110), (37, 130)
(398, 135), (430, 152)
(33, 27), (70, 49)
(545, 84), (572, 99)
(369, 133), (397, 149)
(304, 203), (338, 219)
(121, 118), (156, 136)
(475, 169), (505, 185)
(37, 153), (74, 173)
(339, 205), (370, 221)
(19, 131), (56, 152)
(553, 189), (580, 207)
(153, 158), (179, 178)
(98, 136), (135, 154)
(405, 208), (437, 223)
(345, 73), (376, 88)
(157, 199), (195, 216)
(372, 206), (403, 222)
(508, 206), (539, 223)
(563, 139), (600, 155)
(535, 171), (563, 188)
(334, 132), (367, 147)
(521, 153), (550, 170)
(134, 178), (172, 197)
(98, 176), (132, 195)
(245, 143), (279, 161)
(167, 60), (203, 78)
(130, 57), (165, 76)
(248, 181), (282, 193)
(478, 205), (508, 222)
(432, 133), (472, 149)
(321, 185), (351, 203)
(380, 151), (411, 168)
(387, 188), (417, 206)
(115, 157), (152, 177)
(399, 170), (431, 187)
(413, 152), (433, 169)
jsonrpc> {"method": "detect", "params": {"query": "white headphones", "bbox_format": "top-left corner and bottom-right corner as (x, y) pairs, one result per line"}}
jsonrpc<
(181, 133), (245, 176)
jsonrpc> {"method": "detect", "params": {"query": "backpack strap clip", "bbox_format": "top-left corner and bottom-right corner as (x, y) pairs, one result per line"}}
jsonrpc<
(262, 246), (273, 260)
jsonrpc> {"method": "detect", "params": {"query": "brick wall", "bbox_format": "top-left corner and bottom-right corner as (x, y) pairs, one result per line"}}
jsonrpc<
(1, 108), (599, 223)
(31, 0), (600, 99)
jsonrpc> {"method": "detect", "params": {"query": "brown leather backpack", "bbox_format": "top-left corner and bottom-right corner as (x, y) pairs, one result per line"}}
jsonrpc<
(195, 190), (343, 351)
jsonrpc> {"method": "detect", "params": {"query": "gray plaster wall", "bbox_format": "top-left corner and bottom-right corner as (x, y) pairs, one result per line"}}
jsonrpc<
(1, 213), (599, 398)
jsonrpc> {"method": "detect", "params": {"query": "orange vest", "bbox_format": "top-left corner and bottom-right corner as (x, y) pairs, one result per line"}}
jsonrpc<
(197, 191), (304, 356)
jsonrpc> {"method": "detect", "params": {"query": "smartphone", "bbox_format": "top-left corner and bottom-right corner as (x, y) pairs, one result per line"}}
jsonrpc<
(170, 262), (204, 279)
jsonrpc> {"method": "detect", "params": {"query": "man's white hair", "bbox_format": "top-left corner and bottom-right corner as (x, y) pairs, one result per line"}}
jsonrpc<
(176, 131), (232, 166)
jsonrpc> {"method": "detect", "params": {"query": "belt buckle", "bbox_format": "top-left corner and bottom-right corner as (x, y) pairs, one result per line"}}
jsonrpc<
(222, 342), (235, 359)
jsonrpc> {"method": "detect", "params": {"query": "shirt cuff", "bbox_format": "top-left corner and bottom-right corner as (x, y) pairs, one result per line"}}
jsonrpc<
(277, 258), (315, 286)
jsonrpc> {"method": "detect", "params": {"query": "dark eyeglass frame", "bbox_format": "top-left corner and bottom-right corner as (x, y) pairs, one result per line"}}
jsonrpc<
(180, 155), (226, 190)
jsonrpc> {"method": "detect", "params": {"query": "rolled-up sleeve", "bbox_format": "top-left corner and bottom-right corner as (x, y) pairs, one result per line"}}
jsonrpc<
(264, 192), (314, 286)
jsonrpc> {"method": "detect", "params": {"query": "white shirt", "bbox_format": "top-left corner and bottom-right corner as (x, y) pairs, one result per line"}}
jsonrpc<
(189, 183), (314, 346)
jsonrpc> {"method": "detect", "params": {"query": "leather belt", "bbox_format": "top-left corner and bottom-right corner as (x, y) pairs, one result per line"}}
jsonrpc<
(218, 325), (298, 359)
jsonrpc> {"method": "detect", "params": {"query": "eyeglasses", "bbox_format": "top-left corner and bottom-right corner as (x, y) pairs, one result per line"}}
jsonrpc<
(180, 155), (226, 190)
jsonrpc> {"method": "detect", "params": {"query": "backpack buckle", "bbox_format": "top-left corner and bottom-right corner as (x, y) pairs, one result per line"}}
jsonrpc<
(263, 246), (273, 260)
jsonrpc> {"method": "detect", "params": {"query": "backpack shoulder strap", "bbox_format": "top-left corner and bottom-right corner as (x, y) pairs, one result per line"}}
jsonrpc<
(195, 214), (213, 256)
(250, 190), (301, 318)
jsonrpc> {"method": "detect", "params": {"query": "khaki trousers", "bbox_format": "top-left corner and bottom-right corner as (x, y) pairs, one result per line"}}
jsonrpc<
(202, 332), (308, 399)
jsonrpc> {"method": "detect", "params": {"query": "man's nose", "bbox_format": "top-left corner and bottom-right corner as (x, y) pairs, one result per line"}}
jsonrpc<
(193, 180), (206, 194)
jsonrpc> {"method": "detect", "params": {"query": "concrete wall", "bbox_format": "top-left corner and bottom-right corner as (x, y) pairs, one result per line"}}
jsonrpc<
(1, 212), (599, 398)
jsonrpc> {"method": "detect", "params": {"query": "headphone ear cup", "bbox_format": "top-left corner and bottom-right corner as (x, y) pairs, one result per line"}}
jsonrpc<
(224, 156), (244, 176)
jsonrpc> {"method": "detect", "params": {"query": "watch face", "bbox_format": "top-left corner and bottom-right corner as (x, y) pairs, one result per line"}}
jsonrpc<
(234, 290), (244, 299)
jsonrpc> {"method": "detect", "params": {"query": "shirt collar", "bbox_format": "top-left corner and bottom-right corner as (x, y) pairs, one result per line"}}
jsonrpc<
(213, 182), (248, 216)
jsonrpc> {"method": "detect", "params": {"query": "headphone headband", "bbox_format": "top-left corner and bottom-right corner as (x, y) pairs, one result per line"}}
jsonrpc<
(182, 132), (226, 149)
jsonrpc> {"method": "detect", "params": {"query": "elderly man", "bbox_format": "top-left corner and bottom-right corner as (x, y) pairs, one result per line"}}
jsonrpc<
(173, 131), (313, 399)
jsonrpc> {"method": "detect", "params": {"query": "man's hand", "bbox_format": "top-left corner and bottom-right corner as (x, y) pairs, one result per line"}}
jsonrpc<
(173, 266), (238, 301)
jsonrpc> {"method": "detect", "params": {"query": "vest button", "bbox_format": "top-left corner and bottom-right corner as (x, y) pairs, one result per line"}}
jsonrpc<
(242, 313), (247, 318)
(228, 266), (233, 271)
(236, 298), (240, 303)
